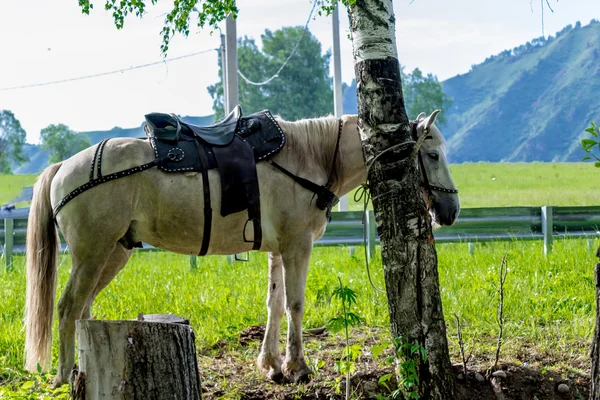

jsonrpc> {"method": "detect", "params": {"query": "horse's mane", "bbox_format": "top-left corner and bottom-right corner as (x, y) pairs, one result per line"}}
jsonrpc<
(275, 116), (343, 193)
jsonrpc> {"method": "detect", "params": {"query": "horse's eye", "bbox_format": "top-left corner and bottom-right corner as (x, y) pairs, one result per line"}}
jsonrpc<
(428, 152), (439, 161)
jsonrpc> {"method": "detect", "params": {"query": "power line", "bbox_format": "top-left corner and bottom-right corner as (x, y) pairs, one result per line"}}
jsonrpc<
(237, 0), (318, 86)
(1, 48), (218, 91)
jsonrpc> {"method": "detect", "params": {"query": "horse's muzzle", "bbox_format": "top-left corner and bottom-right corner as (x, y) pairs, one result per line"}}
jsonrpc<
(433, 194), (460, 226)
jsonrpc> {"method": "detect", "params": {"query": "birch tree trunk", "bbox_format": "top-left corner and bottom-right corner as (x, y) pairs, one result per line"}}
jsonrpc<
(591, 262), (600, 399)
(347, 1), (455, 398)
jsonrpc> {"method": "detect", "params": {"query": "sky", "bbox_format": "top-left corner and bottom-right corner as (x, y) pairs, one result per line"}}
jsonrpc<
(0, 0), (599, 144)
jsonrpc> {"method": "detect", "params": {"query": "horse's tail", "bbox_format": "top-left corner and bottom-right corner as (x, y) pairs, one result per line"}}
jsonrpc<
(24, 162), (62, 372)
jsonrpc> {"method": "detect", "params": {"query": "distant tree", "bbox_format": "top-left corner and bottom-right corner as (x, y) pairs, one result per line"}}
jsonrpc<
(0, 110), (28, 174)
(342, 68), (452, 125)
(207, 26), (333, 121)
(343, 69), (452, 126)
(40, 124), (91, 163)
(401, 68), (453, 126)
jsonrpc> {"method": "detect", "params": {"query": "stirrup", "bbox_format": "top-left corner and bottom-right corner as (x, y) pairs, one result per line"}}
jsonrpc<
(235, 252), (250, 262)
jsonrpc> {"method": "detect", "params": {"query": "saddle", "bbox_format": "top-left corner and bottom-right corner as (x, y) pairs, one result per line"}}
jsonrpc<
(144, 107), (286, 256)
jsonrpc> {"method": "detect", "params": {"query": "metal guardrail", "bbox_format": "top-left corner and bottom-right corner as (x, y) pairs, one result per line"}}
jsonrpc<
(2, 206), (600, 270)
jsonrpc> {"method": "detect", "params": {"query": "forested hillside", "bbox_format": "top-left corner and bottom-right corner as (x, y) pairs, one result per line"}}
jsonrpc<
(442, 20), (600, 162)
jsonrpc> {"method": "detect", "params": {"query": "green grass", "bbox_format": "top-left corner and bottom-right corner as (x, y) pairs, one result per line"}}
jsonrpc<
(347, 162), (600, 210)
(0, 174), (36, 205)
(0, 162), (599, 397)
(448, 162), (600, 207)
(3, 162), (600, 209)
(0, 241), (595, 396)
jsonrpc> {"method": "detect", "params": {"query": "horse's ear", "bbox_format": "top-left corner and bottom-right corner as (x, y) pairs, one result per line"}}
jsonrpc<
(416, 112), (426, 121)
(425, 110), (441, 129)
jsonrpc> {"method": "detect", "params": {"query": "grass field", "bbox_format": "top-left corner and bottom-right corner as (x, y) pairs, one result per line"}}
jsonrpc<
(2, 162), (600, 207)
(0, 163), (599, 398)
(0, 174), (37, 205)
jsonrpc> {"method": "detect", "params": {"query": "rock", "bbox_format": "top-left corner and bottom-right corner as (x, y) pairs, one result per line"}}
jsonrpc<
(557, 383), (570, 394)
(492, 370), (507, 378)
(475, 373), (485, 382)
(363, 381), (379, 396)
(457, 373), (464, 381)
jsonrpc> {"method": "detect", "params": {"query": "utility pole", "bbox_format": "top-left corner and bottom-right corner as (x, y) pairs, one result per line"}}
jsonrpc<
(225, 6), (241, 263)
(225, 9), (239, 113)
(220, 31), (228, 114)
(332, 2), (348, 212)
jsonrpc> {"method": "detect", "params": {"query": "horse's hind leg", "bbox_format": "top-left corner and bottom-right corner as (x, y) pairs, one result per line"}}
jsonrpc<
(81, 245), (133, 320)
(258, 253), (285, 382)
(54, 244), (117, 387)
(281, 241), (314, 383)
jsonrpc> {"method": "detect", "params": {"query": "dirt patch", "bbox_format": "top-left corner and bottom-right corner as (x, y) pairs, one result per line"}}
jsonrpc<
(198, 326), (591, 399)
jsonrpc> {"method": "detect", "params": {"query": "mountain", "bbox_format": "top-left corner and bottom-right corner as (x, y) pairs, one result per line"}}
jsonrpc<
(13, 143), (50, 174)
(84, 115), (214, 143)
(14, 114), (214, 173)
(442, 20), (600, 162)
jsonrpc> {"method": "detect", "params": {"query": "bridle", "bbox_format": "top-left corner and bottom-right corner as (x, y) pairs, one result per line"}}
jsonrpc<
(411, 121), (459, 195)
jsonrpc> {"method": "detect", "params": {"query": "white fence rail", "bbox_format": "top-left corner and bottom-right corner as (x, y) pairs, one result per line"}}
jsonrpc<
(2, 206), (600, 270)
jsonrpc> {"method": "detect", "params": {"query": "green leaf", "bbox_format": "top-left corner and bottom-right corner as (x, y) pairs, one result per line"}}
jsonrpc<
(327, 317), (345, 334)
(582, 139), (597, 150)
(36, 362), (42, 374)
(346, 343), (363, 360)
(336, 360), (356, 374)
(346, 311), (363, 327)
(21, 380), (35, 390)
(371, 344), (385, 360)
(595, 161), (600, 168)
(582, 156), (592, 161)
(379, 373), (393, 391)
(332, 285), (358, 306)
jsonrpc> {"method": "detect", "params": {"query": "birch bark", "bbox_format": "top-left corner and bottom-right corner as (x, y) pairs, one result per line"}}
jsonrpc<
(348, 1), (455, 397)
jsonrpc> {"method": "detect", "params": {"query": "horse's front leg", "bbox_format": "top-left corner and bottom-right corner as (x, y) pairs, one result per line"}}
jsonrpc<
(281, 241), (314, 383)
(258, 252), (285, 382)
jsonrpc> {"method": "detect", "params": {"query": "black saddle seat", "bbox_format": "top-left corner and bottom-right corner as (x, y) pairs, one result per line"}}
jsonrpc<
(144, 105), (242, 146)
(185, 105), (242, 146)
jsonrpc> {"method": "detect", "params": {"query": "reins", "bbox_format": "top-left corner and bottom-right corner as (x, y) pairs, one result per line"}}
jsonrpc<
(357, 120), (458, 295)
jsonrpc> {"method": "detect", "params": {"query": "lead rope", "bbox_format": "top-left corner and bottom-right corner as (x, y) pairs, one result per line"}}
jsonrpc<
(356, 129), (430, 295)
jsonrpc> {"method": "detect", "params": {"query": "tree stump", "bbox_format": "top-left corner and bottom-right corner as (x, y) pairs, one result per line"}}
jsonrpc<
(73, 315), (200, 400)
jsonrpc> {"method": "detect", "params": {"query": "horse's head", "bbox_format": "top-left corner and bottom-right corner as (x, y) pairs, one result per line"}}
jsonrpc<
(412, 110), (460, 226)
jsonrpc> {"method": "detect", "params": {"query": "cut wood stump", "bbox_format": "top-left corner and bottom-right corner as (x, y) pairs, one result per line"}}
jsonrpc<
(72, 314), (200, 400)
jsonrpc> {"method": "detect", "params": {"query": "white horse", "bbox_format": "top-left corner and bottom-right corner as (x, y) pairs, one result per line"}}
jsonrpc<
(24, 111), (459, 386)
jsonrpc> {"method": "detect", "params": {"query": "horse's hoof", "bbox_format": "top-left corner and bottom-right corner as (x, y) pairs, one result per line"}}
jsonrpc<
(52, 375), (68, 388)
(283, 361), (313, 384)
(290, 369), (312, 384)
(270, 371), (285, 384)
(258, 353), (283, 383)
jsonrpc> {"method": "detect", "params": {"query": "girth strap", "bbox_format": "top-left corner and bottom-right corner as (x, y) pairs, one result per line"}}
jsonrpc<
(195, 141), (212, 256)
